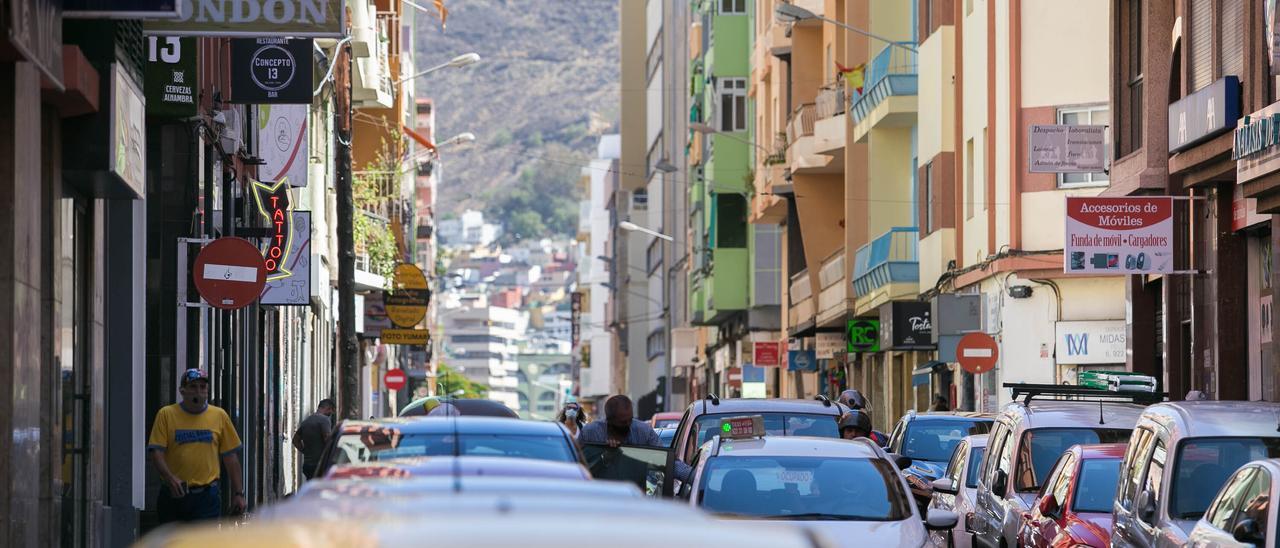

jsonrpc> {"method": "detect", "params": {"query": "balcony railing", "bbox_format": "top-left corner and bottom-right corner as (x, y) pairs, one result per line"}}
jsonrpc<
(815, 81), (846, 119)
(849, 43), (918, 125)
(852, 227), (919, 298)
(817, 249), (848, 318)
(789, 269), (812, 305)
(786, 103), (817, 145)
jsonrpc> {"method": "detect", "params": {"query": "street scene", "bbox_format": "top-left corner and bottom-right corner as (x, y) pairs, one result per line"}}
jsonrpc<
(3, 0), (1280, 546)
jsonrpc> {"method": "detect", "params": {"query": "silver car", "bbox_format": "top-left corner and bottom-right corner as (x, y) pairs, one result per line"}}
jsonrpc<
(1112, 401), (1280, 548)
(928, 434), (988, 548)
(972, 385), (1147, 548)
(1186, 458), (1279, 547)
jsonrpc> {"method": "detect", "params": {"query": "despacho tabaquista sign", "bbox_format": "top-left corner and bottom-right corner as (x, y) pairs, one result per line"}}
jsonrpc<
(230, 38), (312, 104)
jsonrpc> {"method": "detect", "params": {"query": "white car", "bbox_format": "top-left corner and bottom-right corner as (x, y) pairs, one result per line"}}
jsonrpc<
(680, 415), (958, 548)
(927, 434), (988, 548)
(1187, 458), (1280, 547)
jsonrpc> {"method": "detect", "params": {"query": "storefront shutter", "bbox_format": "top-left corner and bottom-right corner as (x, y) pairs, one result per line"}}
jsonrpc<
(1219, 0), (1244, 78)
(1190, 0), (1214, 92)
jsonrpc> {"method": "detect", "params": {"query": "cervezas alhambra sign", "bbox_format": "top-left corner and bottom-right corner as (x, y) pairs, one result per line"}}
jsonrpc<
(143, 0), (344, 37)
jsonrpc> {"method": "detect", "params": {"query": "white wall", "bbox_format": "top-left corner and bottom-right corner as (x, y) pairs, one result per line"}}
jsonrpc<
(1020, 0), (1110, 109)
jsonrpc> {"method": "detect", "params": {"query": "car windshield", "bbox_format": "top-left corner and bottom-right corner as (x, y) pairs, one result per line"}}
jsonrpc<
(332, 430), (575, 465)
(1015, 428), (1131, 492)
(693, 413), (838, 447)
(1072, 458), (1121, 513)
(965, 446), (986, 488)
(697, 456), (912, 521)
(1170, 437), (1280, 519)
(901, 419), (992, 462)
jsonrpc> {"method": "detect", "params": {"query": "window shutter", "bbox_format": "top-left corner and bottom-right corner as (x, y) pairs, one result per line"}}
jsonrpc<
(1190, 0), (1214, 92)
(1220, 0), (1244, 78)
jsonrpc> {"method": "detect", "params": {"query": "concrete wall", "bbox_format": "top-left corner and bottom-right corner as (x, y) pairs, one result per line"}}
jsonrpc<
(918, 26), (955, 161)
(1019, 0), (1110, 109)
(867, 126), (916, 237)
(621, 0), (648, 192)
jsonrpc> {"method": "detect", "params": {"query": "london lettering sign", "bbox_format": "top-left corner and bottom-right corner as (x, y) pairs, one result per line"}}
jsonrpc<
(143, 0), (344, 37)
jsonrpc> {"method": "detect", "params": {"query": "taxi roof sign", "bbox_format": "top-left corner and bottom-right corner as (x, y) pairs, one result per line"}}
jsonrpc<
(719, 415), (766, 440)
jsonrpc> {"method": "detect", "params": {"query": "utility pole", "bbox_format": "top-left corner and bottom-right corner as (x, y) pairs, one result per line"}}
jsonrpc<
(336, 42), (360, 419)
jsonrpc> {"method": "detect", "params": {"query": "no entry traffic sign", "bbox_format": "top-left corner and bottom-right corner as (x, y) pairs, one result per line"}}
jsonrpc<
(956, 332), (1000, 375)
(384, 369), (407, 391)
(193, 237), (267, 310)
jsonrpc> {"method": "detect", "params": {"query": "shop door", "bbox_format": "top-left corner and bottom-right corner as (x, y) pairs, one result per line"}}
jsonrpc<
(59, 196), (92, 548)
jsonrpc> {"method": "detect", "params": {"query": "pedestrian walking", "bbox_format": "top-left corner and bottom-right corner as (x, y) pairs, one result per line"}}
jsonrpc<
(147, 369), (246, 524)
(556, 398), (587, 437)
(292, 398), (335, 480)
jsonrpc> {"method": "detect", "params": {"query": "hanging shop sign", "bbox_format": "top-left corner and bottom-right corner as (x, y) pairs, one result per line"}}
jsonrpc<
(258, 104), (308, 187)
(385, 263), (430, 328)
(145, 36), (198, 118)
(1269, 0), (1280, 75)
(193, 237), (267, 310)
(879, 301), (935, 350)
(1065, 197), (1174, 274)
(1168, 76), (1241, 153)
(260, 211), (310, 305)
(1055, 320), (1126, 365)
(753, 341), (782, 367)
(362, 292), (391, 338)
(815, 332), (844, 359)
(846, 319), (880, 353)
(2, 0), (62, 88)
(64, 0), (177, 18)
(110, 64), (147, 199)
(787, 349), (817, 372)
(382, 328), (429, 346)
(230, 38), (313, 104)
(1233, 184), (1270, 232)
(251, 180), (294, 278)
(1234, 100), (1280, 185)
(1028, 125), (1107, 173)
(143, 0), (344, 37)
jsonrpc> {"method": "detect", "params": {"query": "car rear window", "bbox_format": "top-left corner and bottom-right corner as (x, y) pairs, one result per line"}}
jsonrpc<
(901, 419), (992, 462)
(332, 432), (576, 465)
(1014, 428), (1131, 492)
(692, 413), (839, 448)
(1169, 437), (1280, 519)
(697, 456), (912, 520)
(1072, 458), (1121, 513)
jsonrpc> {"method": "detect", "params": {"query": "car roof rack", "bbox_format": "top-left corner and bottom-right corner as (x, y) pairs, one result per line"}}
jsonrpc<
(1004, 383), (1165, 406)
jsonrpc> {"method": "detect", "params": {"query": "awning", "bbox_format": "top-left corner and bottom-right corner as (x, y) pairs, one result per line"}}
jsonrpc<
(911, 360), (948, 377)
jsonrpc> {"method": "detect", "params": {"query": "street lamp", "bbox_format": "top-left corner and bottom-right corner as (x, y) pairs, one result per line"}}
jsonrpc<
(395, 52), (482, 85)
(619, 221), (674, 242)
(654, 159), (679, 173)
(690, 122), (774, 156)
(440, 132), (476, 147)
(774, 3), (916, 53)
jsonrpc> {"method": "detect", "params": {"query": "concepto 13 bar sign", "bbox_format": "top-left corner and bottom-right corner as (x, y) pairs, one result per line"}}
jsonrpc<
(1064, 197), (1174, 274)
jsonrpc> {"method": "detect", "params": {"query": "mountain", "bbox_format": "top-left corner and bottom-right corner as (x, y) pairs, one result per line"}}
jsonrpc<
(413, 0), (619, 238)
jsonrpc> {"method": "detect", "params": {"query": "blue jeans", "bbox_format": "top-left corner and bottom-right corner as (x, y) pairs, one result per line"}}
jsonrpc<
(156, 481), (221, 524)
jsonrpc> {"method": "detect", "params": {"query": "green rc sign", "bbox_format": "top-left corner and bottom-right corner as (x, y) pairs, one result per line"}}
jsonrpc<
(847, 319), (881, 353)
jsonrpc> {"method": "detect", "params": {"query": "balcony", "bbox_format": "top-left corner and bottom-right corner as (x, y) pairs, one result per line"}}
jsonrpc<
(814, 81), (847, 154)
(786, 103), (836, 174)
(816, 249), (850, 327)
(853, 227), (920, 315)
(788, 269), (815, 332)
(849, 43), (918, 143)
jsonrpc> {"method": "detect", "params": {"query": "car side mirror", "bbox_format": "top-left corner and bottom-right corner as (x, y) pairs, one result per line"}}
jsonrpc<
(889, 453), (913, 470)
(1136, 490), (1156, 524)
(932, 477), (958, 495)
(1233, 518), (1264, 544)
(1037, 495), (1059, 518)
(992, 470), (1008, 496)
(926, 509), (960, 531)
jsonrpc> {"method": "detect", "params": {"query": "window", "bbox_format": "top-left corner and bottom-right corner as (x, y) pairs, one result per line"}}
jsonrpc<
(900, 419), (992, 462)
(1206, 467), (1256, 530)
(944, 440), (968, 485)
(1073, 458), (1122, 513)
(632, 189), (649, 210)
(924, 162), (935, 233)
(966, 446), (986, 488)
(719, 78), (748, 132)
(965, 139), (975, 219)
(714, 194), (747, 248)
(646, 329), (665, 360)
(696, 457), (912, 520)
(646, 30), (663, 81)
(645, 136), (663, 180)
(753, 224), (782, 307)
(646, 238), (663, 275)
(1014, 428), (1131, 492)
(1141, 439), (1166, 522)
(1058, 106), (1110, 187)
(1045, 453), (1076, 508)
(1119, 428), (1154, 507)
(1169, 437), (1280, 520)
(1119, 0), (1144, 157)
(720, 0), (745, 14)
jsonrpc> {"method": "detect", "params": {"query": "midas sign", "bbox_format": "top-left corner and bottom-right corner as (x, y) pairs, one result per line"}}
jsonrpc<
(144, 0), (344, 37)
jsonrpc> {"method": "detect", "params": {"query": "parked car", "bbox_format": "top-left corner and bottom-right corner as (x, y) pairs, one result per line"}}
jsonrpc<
(1018, 443), (1126, 547)
(1112, 401), (1280, 548)
(928, 434), (988, 548)
(322, 455), (592, 481)
(397, 396), (519, 418)
(1186, 458), (1279, 548)
(972, 384), (1152, 548)
(313, 417), (583, 478)
(886, 410), (993, 512)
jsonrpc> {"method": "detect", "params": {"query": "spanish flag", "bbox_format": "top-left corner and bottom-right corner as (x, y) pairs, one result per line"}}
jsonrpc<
(835, 61), (865, 94)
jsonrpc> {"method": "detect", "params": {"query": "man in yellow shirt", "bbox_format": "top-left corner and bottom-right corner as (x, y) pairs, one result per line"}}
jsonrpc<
(147, 368), (247, 523)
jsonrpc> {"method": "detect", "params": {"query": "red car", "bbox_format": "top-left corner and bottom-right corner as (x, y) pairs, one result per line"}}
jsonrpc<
(1019, 443), (1126, 548)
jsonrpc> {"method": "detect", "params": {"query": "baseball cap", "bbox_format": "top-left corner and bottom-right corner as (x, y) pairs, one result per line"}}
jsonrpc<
(181, 368), (210, 386)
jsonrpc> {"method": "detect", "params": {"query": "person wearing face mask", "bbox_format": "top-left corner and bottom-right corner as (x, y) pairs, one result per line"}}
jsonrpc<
(147, 369), (246, 523)
(557, 399), (587, 437)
